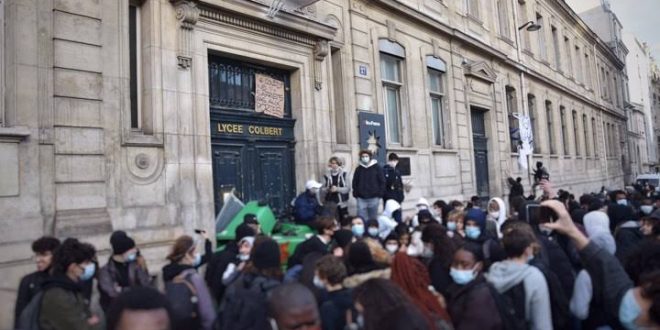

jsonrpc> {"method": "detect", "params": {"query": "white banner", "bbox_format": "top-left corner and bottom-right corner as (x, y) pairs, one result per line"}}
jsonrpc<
(514, 113), (534, 169)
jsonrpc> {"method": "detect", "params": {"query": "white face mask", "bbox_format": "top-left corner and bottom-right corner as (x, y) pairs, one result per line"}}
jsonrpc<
(640, 205), (654, 215)
(385, 244), (399, 254)
(489, 211), (500, 219)
(313, 275), (325, 289)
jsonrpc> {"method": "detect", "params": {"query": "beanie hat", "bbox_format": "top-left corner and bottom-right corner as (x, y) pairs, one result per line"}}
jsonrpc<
(236, 223), (256, 242)
(333, 229), (354, 249)
(465, 209), (487, 230)
(243, 213), (259, 225)
(252, 239), (280, 270)
(110, 231), (135, 255)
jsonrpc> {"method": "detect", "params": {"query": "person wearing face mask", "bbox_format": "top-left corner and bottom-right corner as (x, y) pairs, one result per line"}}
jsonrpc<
(162, 235), (215, 330)
(364, 219), (381, 241)
(422, 224), (459, 297)
(639, 199), (655, 217)
(445, 210), (466, 239)
(612, 190), (629, 207)
(313, 255), (354, 330)
(350, 216), (366, 239)
(98, 231), (152, 313)
(37, 238), (101, 330)
(485, 227), (553, 330)
(464, 209), (505, 270)
(383, 153), (405, 207)
(352, 150), (386, 222)
(323, 156), (352, 224)
(14, 236), (60, 329)
(383, 233), (401, 255)
(542, 199), (660, 330)
(221, 236), (255, 286)
(486, 197), (507, 239)
(446, 243), (503, 330)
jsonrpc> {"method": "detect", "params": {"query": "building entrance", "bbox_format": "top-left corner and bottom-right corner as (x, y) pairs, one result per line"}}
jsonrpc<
(208, 55), (296, 216)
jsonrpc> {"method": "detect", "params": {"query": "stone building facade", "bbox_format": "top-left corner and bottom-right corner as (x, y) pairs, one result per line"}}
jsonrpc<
(0, 0), (627, 326)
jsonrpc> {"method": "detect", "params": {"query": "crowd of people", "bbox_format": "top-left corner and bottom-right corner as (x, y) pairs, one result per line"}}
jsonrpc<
(12, 150), (660, 330)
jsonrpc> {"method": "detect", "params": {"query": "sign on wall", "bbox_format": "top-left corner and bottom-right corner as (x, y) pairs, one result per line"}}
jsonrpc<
(255, 73), (285, 118)
(514, 113), (534, 169)
(358, 112), (387, 165)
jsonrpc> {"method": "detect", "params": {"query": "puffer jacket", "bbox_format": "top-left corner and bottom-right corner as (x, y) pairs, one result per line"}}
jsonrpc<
(39, 275), (101, 330)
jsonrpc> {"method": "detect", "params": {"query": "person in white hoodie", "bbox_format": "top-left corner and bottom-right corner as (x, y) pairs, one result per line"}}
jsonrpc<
(486, 197), (507, 239)
(570, 211), (616, 329)
(485, 227), (553, 330)
(410, 198), (442, 227)
(377, 199), (400, 240)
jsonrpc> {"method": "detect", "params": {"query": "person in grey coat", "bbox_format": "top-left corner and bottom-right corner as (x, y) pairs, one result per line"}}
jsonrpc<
(485, 227), (553, 330)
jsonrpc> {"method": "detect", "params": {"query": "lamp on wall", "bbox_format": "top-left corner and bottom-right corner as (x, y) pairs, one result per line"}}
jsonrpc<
(518, 21), (542, 31)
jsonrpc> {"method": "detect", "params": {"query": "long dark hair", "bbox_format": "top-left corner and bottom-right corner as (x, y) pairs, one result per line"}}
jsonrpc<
(422, 224), (458, 268)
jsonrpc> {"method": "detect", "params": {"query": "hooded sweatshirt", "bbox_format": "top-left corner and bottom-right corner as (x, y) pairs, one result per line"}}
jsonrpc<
(487, 197), (507, 238)
(570, 211), (617, 327)
(378, 200), (400, 239)
(485, 261), (553, 330)
(411, 198), (442, 227)
(352, 159), (385, 199)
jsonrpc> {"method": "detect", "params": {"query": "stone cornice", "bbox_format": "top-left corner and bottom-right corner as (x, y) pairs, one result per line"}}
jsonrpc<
(0, 126), (30, 143)
(198, 0), (336, 43)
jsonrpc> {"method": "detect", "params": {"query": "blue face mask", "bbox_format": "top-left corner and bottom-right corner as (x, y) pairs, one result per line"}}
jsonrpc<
(193, 253), (202, 267)
(446, 222), (457, 231)
(313, 275), (325, 290)
(79, 263), (96, 281)
(368, 227), (379, 237)
(125, 253), (137, 263)
(617, 199), (628, 206)
(619, 289), (641, 330)
(640, 205), (654, 215)
(352, 224), (365, 237)
(465, 226), (481, 239)
(450, 267), (476, 285)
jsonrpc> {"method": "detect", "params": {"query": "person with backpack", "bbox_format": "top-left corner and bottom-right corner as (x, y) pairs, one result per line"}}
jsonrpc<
(105, 286), (172, 330)
(383, 152), (405, 207)
(446, 242), (504, 330)
(14, 236), (60, 329)
(162, 235), (215, 330)
(98, 231), (151, 312)
(485, 226), (552, 330)
(34, 238), (101, 330)
(313, 255), (353, 330)
(218, 237), (283, 330)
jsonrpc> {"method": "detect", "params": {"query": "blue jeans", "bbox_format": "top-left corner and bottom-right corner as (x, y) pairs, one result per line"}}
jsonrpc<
(357, 197), (380, 221)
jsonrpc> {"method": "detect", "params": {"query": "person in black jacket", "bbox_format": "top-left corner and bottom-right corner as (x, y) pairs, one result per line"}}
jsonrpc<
(313, 255), (354, 330)
(352, 150), (385, 222)
(205, 223), (255, 303)
(14, 236), (60, 328)
(294, 180), (324, 225)
(383, 153), (404, 207)
(288, 217), (336, 269)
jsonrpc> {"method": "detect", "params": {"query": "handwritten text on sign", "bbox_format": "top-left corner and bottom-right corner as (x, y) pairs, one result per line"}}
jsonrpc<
(255, 73), (285, 118)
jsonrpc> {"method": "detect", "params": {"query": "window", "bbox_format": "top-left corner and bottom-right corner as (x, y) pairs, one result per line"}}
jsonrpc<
(331, 48), (347, 144)
(601, 67), (608, 97)
(614, 75), (620, 107)
(605, 71), (611, 99)
(536, 13), (547, 60)
(552, 26), (561, 70)
(427, 56), (447, 147)
(546, 101), (555, 154)
(564, 36), (572, 76)
(584, 53), (591, 88)
(506, 86), (519, 152)
(519, 2), (531, 50)
(379, 39), (405, 145)
(573, 110), (580, 156)
(560, 106), (569, 155)
(575, 45), (582, 82)
(497, 0), (511, 38)
(129, 2), (141, 129)
(529, 94), (540, 153)
(592, 118), (598, 157)
(583, 115), (590, 156)
(467, 0), (480, 19)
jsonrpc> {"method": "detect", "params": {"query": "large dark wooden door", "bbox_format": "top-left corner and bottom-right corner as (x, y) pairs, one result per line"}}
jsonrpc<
(209, 55), (296, 216)
(471, 108), (490, 201)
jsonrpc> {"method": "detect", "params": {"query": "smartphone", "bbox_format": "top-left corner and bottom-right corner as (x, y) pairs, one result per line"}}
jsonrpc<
(525, 204), (557, 225)
(194, 229), (205, 234)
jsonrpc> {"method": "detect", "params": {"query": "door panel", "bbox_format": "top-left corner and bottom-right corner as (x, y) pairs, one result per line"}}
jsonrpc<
(212, 144), (246, 213)
(471, 109), (490, 200)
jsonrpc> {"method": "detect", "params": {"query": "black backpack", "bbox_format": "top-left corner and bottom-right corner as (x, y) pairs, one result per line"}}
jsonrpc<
(488, 282), (528, 330)
(17, 291), (44, 330)
(218, 275), (280, 330)
(165, 271), (200, 330)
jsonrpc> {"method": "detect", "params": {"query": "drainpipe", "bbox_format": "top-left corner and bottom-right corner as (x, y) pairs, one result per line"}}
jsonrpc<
(512, 0), (533, 188)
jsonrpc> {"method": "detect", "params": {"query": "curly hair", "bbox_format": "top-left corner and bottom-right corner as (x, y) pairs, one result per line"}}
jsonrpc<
(421, 224), (457, 268)
(32, 236), (61, 254)
(51, 238), (96, 275)
(315, 255), (347, 285)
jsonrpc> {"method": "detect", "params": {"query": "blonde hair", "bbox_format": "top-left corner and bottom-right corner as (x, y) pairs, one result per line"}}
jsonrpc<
(363, 237), (392, 265)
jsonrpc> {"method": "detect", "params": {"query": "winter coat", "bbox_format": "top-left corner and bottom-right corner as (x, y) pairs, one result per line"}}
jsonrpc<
(377, 200), (400, 239)
(205, 241), (239, 303)
(14, 270), (50, 329)
(342, 268), (391, 289)
(486, 197), (507, 238)
(294, 190), (322, 224)
(288, 235), (329, 269)
(447, 276), (503, 330)
(323, 168), (351, 205)
(383, 163), (404, 203)
(614, 221), (643, 262)
(39, 275), (101, 330)
(352, 160), (385, 199)
(486, 260), (553, 330)
(428, 256), (452, 297)
(319, 288), (354, 330)
(98, 257), (151, 311)
(162, 263), (216, 330)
